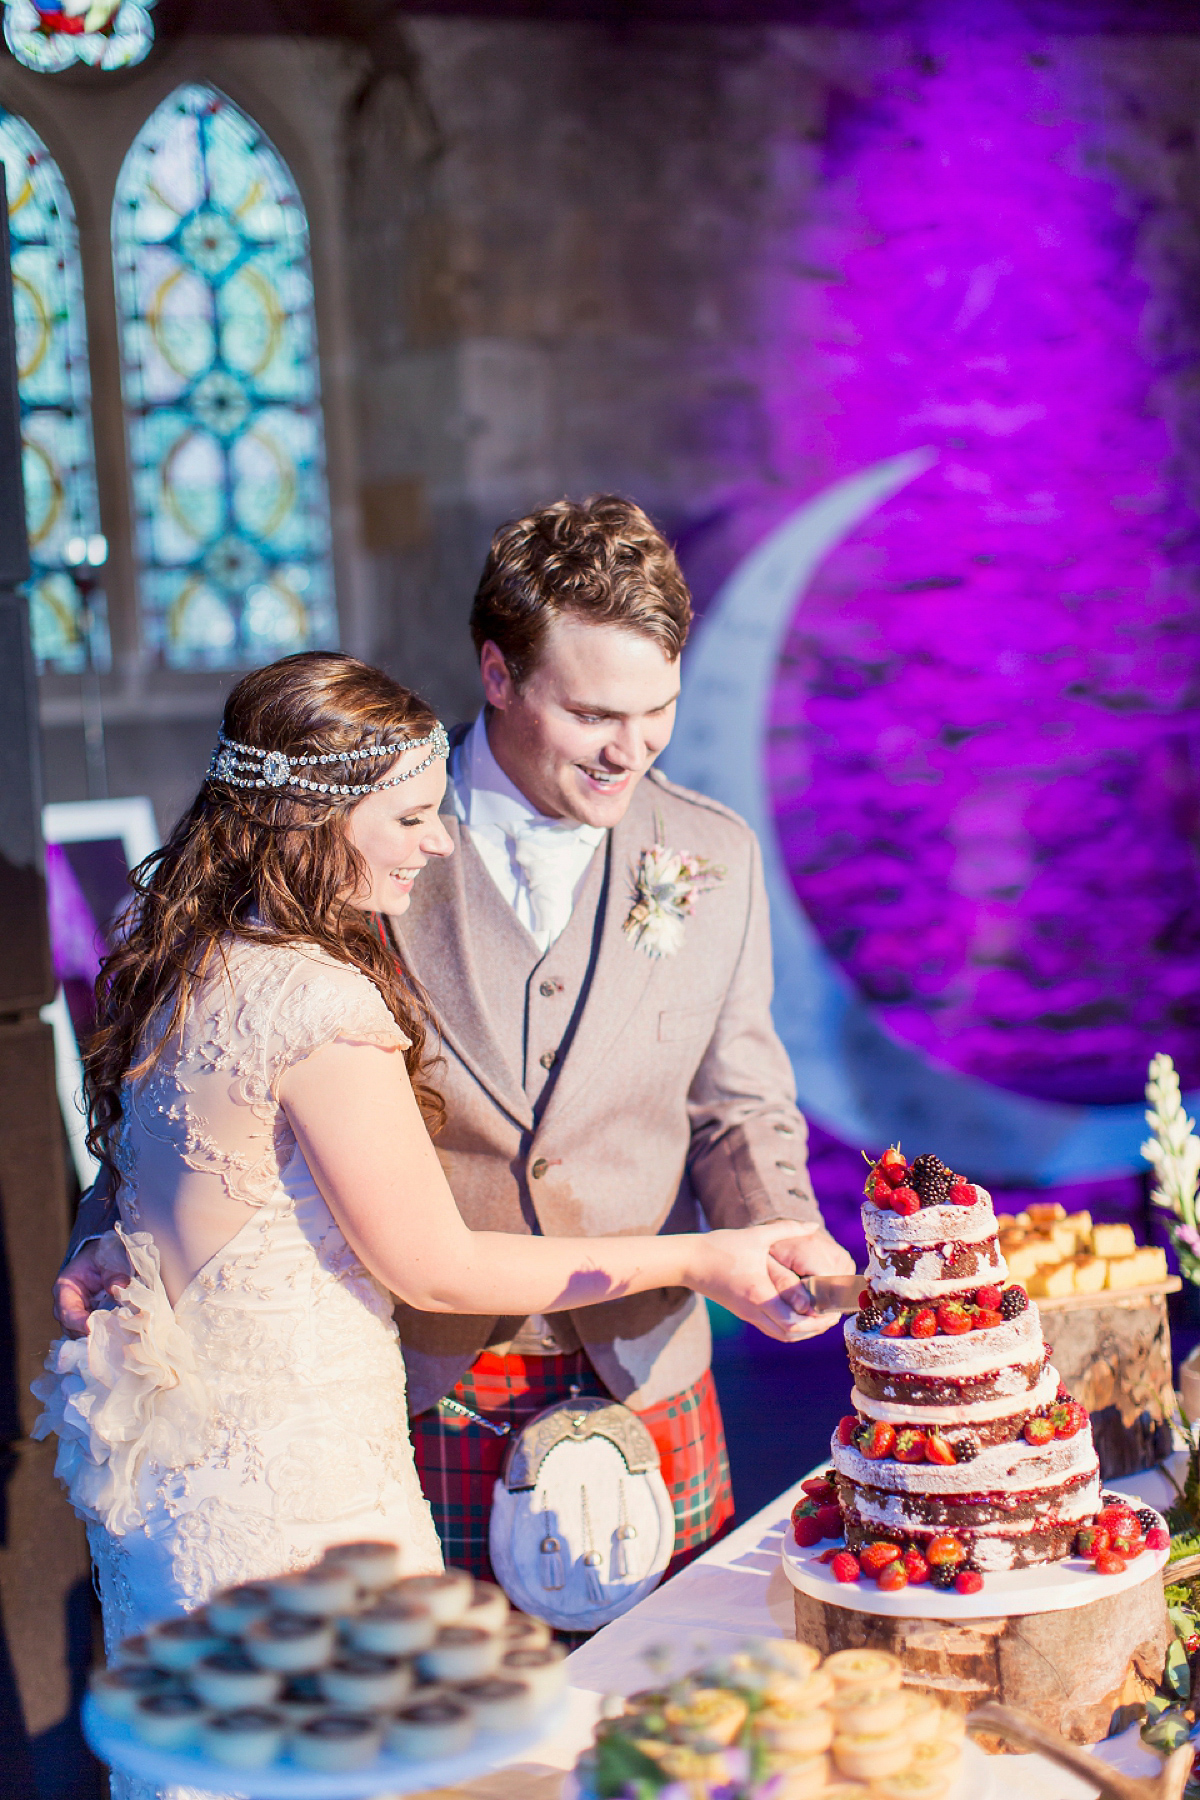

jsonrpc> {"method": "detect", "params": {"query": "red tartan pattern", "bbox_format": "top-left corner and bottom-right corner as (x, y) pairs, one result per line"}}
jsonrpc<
(411, 1349), (734, 1583)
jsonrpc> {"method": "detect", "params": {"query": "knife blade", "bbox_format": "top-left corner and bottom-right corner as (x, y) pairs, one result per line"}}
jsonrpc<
(793, 1274), (864, 1315)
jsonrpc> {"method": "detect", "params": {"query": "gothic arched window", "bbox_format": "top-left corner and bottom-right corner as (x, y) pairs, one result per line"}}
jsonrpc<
(113, 83), (336, 669)
(0, 108), (105, 672)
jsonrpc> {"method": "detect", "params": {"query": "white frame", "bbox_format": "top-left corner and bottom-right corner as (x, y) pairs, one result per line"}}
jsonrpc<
(41, 797), (159, 1187)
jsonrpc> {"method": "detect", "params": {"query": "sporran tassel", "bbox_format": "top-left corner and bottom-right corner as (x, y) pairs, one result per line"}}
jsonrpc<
(580, 1484), (606, 1602)
(539, 1496), (565, 1590)
(616, 1478), (637, 1579)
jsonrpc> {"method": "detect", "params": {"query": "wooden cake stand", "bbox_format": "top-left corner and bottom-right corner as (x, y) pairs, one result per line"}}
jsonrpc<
(782, 1492), (1172, 1748)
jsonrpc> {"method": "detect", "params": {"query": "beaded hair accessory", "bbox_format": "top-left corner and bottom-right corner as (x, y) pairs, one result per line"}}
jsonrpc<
(208, 722), (449, 797)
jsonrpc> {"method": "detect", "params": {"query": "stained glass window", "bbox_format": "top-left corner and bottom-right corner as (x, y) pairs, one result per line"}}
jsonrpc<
(113, 84), (336, 669)
(0, 109), (106, 673)
(3, 0), (155, 74)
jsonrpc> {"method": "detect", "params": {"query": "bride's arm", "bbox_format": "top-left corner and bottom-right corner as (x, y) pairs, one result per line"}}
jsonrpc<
(279, 1040), (815, 1342)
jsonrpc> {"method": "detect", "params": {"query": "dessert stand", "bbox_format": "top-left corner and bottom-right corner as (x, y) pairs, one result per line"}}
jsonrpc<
(782, 1492), (1172, 1747)
(82, 1691), (570, 1800)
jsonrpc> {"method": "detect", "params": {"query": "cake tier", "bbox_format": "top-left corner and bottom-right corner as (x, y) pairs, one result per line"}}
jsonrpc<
(830, 1406), (1095, 1499)
(845, 1303), (1043, 1387)
(836, 1459), (1101, 1572)
(864, 1190), (1008, 1301)
(848, 1363), (1061, 1451)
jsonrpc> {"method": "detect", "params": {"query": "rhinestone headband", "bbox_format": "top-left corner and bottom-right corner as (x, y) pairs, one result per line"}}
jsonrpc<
(208, 723), (450, 797)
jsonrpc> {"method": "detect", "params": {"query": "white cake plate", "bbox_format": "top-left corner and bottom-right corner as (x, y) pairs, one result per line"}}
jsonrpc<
(782, 1489), (1170, 1619)
(83, 1692), (569, 1800)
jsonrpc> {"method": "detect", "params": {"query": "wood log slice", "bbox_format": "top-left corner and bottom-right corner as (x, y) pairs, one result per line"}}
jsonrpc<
(1039, 1289), (1177, 1481)
(794, 1578), (1169, 1749)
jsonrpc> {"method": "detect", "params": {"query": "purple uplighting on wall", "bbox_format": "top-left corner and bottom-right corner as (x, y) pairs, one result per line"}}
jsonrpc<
(767, 31), (1200, 1144)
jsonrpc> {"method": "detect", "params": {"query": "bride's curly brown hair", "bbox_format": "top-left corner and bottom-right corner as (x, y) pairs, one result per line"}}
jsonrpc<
(85, 651), (446, 1177)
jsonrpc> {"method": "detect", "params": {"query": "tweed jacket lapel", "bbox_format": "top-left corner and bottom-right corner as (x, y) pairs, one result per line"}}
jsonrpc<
(536, 778), (661, 1125)
(396, 804), (535, 1133)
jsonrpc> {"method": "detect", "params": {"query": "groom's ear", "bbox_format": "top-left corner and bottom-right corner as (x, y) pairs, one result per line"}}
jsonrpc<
(479, 641), (517, 710)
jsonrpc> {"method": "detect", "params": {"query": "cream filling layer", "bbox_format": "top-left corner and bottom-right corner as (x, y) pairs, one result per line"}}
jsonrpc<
(850, 1473), (1102, 1570)
(831, 1428), (1096, 1496)
(865, 1245), (1008, 1300)
(864, 1191), (995, 1251)
(845, 1305), (1043, 1375)
(849, 1366), (1060, 1426)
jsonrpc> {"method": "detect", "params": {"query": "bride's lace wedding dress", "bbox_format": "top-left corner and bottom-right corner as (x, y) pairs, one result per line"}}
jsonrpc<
(32, 938), (443, 1787)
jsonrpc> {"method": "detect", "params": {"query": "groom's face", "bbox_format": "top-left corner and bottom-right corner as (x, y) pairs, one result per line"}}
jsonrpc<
(480, 614), (680, 827)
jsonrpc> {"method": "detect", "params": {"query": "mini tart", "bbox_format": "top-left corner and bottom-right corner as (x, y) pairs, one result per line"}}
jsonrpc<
(464, 1581), (509, 1632)
(208, 1583), (274, 1637)
(418, 1625), (504, 1683)
(502, 1614), (551, 1652)
(760, 1752), (829, 1800)
(318, 1650), (414, 1710)
(269, 1565), (359, 1618)
(243, 1612), (336, 1673)
(823, 1649), (903, 1692)
(774, 1668), (835, 1712)
(321, 1541), (401, 1591)
(131, 1689), (209, 1750)
(452, 1675), (540, 1732)
(753, 1704), (835, 1756)
(831, 1728), (913, 1781)
(343, 1594), (437, 1657)
(200, 1705), (287, 1771)
(499, 1644), (567, 1707)
(871, 1765), (956, 1800)
(275, 1674), (326, 1726)
(289, 1709), (384, 1773)
(828, 1684), (909, 1737)
(386, 1691), (476, 1760)
(112, 1634), (153, 1667)
(397, 1570), (473, 1623)
(145, 1612), (225, 1671)
(911, 1737), (963, 1772)
(89, 1665), (173, 1722)
(191, 1648), (282, 1710)
(766, 1642), (823, 1680)
(902, 1691), (945, 1744)
(934, 1707), (967, 1743)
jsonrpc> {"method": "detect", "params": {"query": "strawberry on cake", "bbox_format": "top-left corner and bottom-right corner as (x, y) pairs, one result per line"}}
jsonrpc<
(829, 1150), (1102, 1576)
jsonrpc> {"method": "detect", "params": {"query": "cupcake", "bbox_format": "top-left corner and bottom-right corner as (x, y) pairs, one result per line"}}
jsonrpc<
(88, 1665), (174, 1723)
(201, 1705), (287, 1771)
(396, 1569), (473, 1623)
(243, 1612), (336, 1673)
(289, 1709), (383, 1773)
(344, 1593), (436, 1657)
(418, 1625), (504, 1683)
(386, 1691), (476, 1760)
(499, 1644), (566, 1708)
(321, 1541), (401, 1591)
(191, 1647), (282, 1711)
(268, 1565), (358, 1618)
(145, 1612), (225, 1671)
(131, 1689), (209, 1751)
(502, 1615), (551, 1653)
(318, 1650), (414, 1710)
(208, 1583), (274, 1637)
(452, 1675), (539, 1732)
(464, 1581), (508, 1632)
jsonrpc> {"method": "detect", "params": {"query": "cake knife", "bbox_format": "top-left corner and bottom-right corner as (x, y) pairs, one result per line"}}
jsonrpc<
(791, 1273), (864, 1315)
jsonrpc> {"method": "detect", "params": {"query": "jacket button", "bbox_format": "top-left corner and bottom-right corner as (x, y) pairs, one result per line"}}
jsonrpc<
(777, 1161), (795, 1174)
(539, 979), (561, 998)
(539, 1049), (556, 1069)
(531, 1157), (549, 1179)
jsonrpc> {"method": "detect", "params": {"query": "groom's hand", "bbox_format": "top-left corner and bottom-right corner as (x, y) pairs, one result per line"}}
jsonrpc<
(53, 1240), (129, 1337)
(765, 1223), (856, 1342)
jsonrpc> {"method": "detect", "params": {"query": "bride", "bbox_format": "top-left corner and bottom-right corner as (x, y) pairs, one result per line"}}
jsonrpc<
(34, 651), (817, 1662)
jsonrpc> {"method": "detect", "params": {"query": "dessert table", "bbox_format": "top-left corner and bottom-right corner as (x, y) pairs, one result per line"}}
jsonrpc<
(430, 1454), (1188, 1800)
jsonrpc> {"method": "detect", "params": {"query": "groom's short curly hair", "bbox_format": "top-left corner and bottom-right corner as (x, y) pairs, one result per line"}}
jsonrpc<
(470, 494), (692, 686)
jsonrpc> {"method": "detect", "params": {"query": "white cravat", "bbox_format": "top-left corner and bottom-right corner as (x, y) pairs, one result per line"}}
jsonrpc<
(453, 715), (605, 953)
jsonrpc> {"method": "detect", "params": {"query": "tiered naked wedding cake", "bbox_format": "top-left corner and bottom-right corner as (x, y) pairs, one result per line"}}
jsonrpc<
(828, 1150), (1104, 1578)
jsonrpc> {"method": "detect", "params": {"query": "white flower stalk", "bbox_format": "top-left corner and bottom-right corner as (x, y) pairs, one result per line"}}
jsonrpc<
(1143, 1051), (1200, 1284)
(623, 830), (725, 961)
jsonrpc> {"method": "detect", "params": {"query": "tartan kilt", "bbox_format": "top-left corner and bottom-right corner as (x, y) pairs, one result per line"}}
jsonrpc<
(410, 1349), (734, 1584)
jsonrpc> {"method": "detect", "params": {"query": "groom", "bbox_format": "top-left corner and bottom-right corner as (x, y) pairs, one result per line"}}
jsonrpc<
(57, 494), (850, 1578)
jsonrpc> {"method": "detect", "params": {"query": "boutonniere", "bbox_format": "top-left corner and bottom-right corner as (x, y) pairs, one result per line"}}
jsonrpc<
(623, 820), (726, 959)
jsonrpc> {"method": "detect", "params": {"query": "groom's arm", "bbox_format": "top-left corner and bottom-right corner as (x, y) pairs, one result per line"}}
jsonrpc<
(685, 831), (826, 1235)
(63, 1162), (119, 1267)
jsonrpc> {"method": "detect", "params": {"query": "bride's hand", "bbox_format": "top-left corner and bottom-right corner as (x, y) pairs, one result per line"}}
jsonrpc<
(53, 1239), (130, 1337)
(690, 1221), (846, 1343)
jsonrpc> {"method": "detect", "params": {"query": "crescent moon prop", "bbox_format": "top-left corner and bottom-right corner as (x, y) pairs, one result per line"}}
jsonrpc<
(663, 451), (1187, 1185)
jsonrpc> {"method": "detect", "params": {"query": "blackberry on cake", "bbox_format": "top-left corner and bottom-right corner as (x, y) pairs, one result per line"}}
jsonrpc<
(908, 1154), (956, 1208)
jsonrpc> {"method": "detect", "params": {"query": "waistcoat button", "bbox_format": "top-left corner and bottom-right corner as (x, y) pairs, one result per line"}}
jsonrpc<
(539, 979), (560, 998)
(539, 1049), (556, 1069)
(531, 1157), (549, 1179)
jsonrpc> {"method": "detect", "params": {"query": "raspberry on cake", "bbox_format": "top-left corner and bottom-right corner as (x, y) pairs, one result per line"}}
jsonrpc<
(831, 1152), (1102, 1575)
